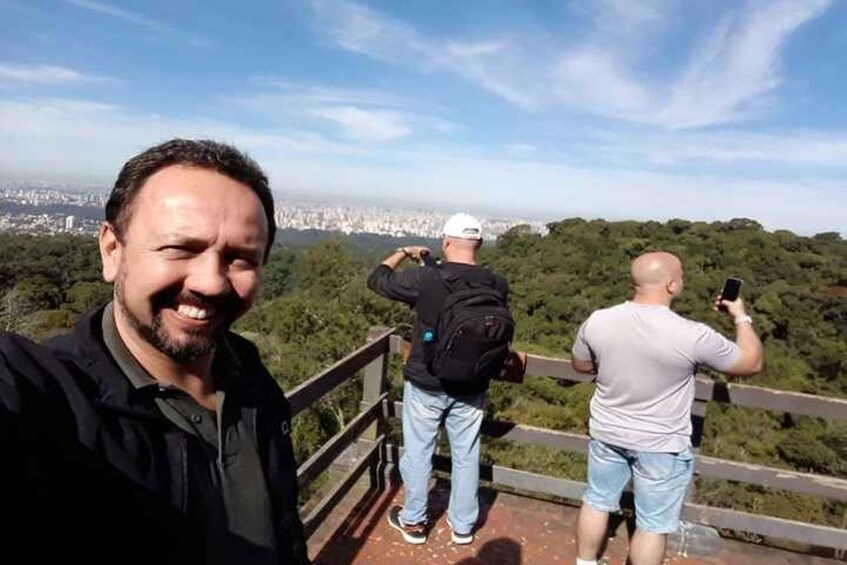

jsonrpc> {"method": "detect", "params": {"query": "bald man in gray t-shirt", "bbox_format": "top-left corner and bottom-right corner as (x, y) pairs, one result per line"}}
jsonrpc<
(573, 301), (740, 453)
(570, 252), (763, 565)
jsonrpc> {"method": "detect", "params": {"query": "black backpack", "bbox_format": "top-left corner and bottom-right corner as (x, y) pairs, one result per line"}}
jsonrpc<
(421, 268), (514, 383)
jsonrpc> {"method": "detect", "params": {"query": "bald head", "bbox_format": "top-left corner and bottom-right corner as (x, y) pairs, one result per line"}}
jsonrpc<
(631, 252), (684, 303)
(442, 235), (482, 264)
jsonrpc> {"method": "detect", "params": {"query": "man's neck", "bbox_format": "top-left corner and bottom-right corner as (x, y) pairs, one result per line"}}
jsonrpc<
(113, 312), (217, 407)
(443, 252), (477, 265)
(631, 292), (673, 307)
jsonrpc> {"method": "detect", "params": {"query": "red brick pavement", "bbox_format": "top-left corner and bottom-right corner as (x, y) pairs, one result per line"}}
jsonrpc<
(307, 480), (843, 564)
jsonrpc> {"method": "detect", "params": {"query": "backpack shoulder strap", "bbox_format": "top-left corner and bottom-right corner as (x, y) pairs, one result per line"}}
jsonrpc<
(415, 265), (453, 325)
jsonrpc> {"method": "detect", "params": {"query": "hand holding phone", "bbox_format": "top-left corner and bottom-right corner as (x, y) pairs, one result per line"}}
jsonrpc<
(717, 276), (743, 312)
(420, 250), (438, 267)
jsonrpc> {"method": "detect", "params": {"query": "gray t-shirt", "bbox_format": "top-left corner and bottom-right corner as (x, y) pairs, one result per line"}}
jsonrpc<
(572, 301), (740, 453)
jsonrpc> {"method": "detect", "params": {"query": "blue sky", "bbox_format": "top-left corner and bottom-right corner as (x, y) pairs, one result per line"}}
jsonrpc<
(1, 0), (845, 234)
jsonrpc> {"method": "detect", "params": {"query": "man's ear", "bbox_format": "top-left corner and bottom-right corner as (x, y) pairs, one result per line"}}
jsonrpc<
(666, 278), (679, 296)
(99, 222), (122, 283)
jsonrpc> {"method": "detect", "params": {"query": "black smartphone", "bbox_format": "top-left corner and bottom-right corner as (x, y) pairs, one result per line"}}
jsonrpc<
(718, 276), (743, 310)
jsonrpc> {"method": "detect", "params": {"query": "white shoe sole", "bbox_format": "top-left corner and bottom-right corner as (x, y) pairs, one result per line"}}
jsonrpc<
(446, 517), (474, 545)
(451, 532), (473, 545)
(387, 513), (427, 545)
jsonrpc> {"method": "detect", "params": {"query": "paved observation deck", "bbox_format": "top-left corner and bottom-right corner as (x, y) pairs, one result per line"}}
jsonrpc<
(307, 481), (841, 564)
(286, 328), (847, 564)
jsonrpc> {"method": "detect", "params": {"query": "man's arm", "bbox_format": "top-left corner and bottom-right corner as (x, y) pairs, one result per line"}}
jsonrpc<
(570, 318), (597, 375)
(717, 297), (764, 376)
(366, 245), (430, 305)
(571, 358), (596, 374)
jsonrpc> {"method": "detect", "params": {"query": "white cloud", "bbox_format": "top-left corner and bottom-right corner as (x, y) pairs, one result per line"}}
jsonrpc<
(555, 49), (652, 115)
(309, 0), (832, 129)
(311, 105), (412, 141)
(310, 0), (546, 110)
(66, 0), (210, 47)
(311, 0), (423, 64)
(438, 39), (543, 110)
(508, 143), (538, 155)
(588, 128), (847, 168)
(231, 82), (457, 141)
(250, 81), (413, 109)
(658, 0), (833, 128)
(0, 95), (842, 235)
(592, 0), (671, 37)
(0, 63), (115, 85)
(446, 41), (504, 57)
(0, 97), (370, 181)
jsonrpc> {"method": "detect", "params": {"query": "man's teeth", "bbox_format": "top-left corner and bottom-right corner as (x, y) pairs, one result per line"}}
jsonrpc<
(177, 304), (214, 320)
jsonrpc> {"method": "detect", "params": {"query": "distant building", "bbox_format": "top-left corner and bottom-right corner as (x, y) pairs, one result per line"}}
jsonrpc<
(65, 215), (75, 231)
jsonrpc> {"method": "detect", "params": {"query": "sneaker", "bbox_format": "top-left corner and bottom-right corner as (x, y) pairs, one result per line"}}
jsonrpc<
(445, 516), (474, 545)
(387, 506), (427, 545)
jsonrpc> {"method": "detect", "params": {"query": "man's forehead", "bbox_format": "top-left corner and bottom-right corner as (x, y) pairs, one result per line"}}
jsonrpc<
(128, 167), (268, 242)
(133, 167), (263, 216)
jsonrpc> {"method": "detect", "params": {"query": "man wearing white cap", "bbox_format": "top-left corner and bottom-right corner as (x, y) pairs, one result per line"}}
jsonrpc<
(368, 213), (512, 546)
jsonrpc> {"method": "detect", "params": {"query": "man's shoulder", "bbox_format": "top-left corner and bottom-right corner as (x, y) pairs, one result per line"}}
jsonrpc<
(585, 302), (629, 322)
(662, 309), (712, 333)
(225, 332), (287, 395)
(225, 330), (260, 355)
(442, 263), (508, 290)
(0, 331), (82, 399)
(0, 331), (44, 360)
(0, 330), (78, 366)
(626, 305), (717, 341)
(225, 331), (268, 374)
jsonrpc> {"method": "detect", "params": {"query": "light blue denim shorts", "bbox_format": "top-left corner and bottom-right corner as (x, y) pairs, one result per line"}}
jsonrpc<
(583, 439), (694, 534)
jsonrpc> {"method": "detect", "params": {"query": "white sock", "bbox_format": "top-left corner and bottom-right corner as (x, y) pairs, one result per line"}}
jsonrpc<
(576, 559), (597, 565)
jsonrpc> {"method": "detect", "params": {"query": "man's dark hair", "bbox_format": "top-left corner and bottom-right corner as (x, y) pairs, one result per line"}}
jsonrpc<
(106, 138), (277, 261)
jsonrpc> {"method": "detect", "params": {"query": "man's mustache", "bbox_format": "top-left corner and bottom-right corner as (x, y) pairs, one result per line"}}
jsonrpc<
(153, 289), (242, 316)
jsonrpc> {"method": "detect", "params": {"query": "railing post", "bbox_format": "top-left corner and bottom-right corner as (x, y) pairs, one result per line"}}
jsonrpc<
(359, 326), (391, 490)
(670, 379), (722, 558)
(837, 509), (847, 560)
(362, 326), (390, 441)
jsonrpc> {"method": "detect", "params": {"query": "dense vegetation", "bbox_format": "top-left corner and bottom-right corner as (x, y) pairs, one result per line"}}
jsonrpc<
(1, 218), (845, 538)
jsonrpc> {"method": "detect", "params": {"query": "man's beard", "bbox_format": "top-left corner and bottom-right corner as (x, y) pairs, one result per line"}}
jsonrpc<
(114, 269), (237, 364)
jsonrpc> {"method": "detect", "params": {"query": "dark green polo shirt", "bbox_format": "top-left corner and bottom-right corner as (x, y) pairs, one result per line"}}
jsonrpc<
(102, 302), (277, 558)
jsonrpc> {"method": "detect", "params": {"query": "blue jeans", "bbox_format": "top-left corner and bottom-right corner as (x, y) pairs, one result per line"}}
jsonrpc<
(583, 439), (694, 534)
(399, 380), (485, 533)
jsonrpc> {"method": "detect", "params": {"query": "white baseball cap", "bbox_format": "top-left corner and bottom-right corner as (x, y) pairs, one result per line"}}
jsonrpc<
(442, 213), (483, 240)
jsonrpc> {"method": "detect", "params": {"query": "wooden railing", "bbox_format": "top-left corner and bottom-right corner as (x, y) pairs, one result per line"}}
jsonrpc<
(286, 327), (847, 552)
(284, 326), (393, 538)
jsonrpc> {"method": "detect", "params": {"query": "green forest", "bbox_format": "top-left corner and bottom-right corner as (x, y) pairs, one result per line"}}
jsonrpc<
(1, 217), (845, 538)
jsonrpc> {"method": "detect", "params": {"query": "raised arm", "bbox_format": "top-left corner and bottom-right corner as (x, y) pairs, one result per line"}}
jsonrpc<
(716, 296), (764, 376)
(366, 246), (431, 306)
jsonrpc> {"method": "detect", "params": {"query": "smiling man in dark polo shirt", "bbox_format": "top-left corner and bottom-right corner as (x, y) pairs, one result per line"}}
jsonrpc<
(0, 139), (308, 564)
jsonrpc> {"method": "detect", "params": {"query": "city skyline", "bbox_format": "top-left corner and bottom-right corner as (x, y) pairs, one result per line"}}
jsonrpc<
(1, 1), (845, 236)
(0, 185), (549, 239)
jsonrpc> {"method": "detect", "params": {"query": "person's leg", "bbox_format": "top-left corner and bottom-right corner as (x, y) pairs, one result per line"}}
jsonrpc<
(577, 440), (632, 561)
(442, 389), (485, 535)
(577, 504), (610, 563)
(398, 381), (445, 525)
(629, 529), (666, 565)
(630, 448), (694, 565)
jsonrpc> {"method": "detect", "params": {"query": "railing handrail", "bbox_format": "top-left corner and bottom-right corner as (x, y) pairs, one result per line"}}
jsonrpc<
(387, 334), (847, 420)
(286, 327), (393, 417)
